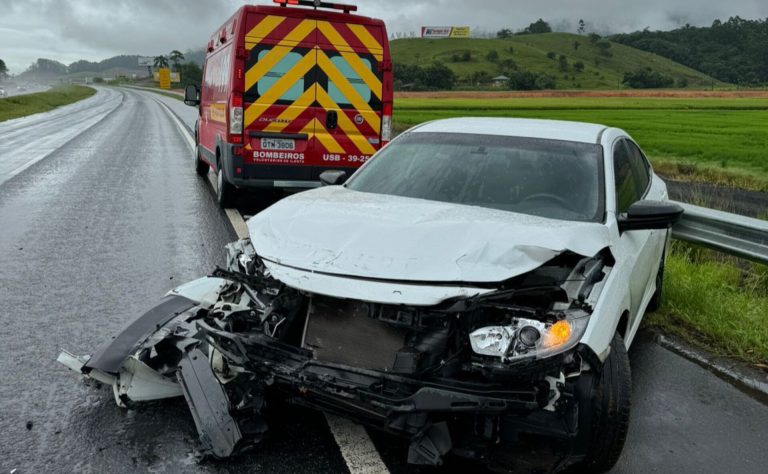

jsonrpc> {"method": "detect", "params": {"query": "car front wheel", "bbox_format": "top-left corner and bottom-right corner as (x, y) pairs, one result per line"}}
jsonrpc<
(570, 332), (632, 473)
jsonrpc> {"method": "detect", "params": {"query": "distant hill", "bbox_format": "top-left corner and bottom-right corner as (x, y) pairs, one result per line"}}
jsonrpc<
(391, 33), (721, 90)
(612, 17), (768, 84)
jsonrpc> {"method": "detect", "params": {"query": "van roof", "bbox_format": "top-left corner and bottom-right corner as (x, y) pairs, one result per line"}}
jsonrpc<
(241, 4), (385, 26)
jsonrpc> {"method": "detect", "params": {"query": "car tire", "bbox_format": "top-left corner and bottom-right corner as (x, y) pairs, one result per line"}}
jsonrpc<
(571, 332), (632, 474)
(646, 256), (665, 312)
(195, 146), (209, 176)
(216, 164), (236, 208)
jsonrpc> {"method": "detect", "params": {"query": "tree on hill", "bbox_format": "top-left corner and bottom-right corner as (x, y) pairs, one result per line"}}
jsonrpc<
(496, 28), (513, 39)
(393, 62), (455, 90)
(486, 49), (499, 62)
(596, 40), (613, 57)
(0, 59), (8, 79)
(522, 19), (552, 34)
(622, 68), (674, 88)
(588, 32), (601, 44)
(578, 19), (586, 34)
(612, 16), (768, 84)
(507, 70), (555, 90)
(558, 55), (569, 72)
(153, 55), (169, 69)
(25, 58), (67, 76)
(169, 50), (185, 71)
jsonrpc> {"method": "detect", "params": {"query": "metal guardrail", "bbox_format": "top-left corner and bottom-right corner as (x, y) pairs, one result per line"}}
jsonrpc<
(671, 201), (768, 264)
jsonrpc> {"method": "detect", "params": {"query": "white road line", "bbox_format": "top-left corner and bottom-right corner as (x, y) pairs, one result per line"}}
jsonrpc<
(150, 90), (390, 474)
(325, 414), (390, 474)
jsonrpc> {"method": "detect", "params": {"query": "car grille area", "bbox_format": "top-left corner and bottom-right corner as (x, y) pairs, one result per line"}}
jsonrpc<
(302, 296), (407, 371)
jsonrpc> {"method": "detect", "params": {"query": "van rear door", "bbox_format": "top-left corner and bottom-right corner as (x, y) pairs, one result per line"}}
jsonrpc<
(315, 20), (385, 166)
(243, 12), (318, 179)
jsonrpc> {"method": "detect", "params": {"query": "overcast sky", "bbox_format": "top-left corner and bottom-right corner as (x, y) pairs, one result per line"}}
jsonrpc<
(2, 0), (767, 73)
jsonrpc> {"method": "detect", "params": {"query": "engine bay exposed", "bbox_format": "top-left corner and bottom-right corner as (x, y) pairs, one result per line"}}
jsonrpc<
(60, 237), (614, 470)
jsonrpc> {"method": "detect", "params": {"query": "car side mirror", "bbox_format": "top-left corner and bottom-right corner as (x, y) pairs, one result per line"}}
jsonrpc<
(618, 200), (684, 232)
(184, 85), (200, 106)
(319, 170), (348, 186)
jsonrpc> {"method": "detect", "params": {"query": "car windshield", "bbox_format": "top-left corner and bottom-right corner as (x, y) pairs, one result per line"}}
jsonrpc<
(346, 132), (604, 222)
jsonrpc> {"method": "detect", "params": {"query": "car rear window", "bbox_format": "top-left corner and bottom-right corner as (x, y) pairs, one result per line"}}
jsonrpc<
(327, 55), (372, 105)
(256, 49), (305, 101)
(346, 132), (605, 222)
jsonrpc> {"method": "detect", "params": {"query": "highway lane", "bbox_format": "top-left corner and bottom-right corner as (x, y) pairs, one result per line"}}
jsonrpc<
(0, 87), (123, 185)
(0, 86), (766, 474)
(0, 87), (346, 474)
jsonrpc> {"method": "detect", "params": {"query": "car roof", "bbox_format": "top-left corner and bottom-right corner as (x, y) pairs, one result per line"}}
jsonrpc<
(412, 117), (608, 144)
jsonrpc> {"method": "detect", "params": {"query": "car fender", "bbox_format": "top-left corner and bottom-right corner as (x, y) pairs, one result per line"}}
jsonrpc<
(579, 256), (632, 362)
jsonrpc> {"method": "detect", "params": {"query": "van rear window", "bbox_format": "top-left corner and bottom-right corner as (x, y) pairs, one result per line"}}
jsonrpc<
(256, 49), (305, 101)
(327, 56), (372, 105)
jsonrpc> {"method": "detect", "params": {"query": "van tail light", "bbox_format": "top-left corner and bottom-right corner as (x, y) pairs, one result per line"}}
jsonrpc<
(381, 103), (392, 144)
(229, 94), (243, 137)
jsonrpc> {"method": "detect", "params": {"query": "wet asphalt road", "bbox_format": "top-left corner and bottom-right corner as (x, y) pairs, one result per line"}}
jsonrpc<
(0, 87), (767, 474)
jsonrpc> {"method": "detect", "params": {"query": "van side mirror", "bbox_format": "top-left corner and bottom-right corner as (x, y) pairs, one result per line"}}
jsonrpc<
(184, 85), (200, 106)
(618, 200), (684, 232)
(319, 170), (348, 186)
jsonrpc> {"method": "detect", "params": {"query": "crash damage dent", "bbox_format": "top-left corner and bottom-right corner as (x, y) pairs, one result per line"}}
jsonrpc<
(59, 236), (617, 471)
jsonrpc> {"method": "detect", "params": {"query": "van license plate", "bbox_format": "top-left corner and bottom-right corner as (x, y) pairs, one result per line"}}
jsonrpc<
(261, 138), (295, 150)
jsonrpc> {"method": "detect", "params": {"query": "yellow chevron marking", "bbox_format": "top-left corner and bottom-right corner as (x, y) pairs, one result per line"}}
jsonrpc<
(316, 21), (381, 99)
(303, 118), (345, 154)
(346, 23), (384, 60)
(244, 50), (316, 127)
(245, 19), (315, 91)
(316, 87), (376, 155)
(263, 84), (318, 133)
(244, 15), (285, 41)
(316, 50), (381, 132)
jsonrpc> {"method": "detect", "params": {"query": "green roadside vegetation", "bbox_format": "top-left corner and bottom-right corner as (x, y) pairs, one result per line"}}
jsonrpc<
(647, 242), (768, 368)
(394, 96), (768, 191)
(0, 85), (95, 122)
(391, 33), (722, 90)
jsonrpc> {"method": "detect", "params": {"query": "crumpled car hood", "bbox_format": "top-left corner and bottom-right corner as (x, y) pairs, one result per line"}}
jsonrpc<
(247, 186), (612, 284)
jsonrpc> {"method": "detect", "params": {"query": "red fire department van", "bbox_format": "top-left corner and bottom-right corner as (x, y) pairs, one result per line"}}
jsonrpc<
(184, 0), (393, 207)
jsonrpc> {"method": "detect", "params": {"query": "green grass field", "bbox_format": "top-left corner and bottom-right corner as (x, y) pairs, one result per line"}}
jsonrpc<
(0, 85), (96, 122)
(391, 33), (721, 89)
(394, 96), (768, 190)
(647, 243), (768, 366)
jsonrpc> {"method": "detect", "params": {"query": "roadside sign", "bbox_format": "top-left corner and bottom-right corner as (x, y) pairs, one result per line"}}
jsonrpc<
(153, 71), (181, 83)
(158, 68), (171, 89)
(138, 56), (154, 67)
(420, 26), (470, 38)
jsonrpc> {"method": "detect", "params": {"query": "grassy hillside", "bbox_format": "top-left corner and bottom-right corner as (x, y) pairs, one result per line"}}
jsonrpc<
(391, 33), (722, 89)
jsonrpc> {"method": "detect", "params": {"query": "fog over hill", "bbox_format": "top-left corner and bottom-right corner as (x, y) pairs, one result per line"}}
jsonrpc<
(2, 0), (768, 73)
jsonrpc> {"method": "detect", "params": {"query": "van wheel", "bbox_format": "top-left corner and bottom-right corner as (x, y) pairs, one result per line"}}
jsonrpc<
(569, 332), (632, 473)
(195, 146), (209, 176)
(216, 165), (235, 208)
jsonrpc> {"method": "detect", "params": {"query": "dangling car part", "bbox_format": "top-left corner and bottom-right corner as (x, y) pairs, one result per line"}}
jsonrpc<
(59, 118), (682, 473)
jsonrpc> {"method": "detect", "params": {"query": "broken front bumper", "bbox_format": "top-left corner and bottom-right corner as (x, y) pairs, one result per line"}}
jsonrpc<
(59, 276), (594, 472)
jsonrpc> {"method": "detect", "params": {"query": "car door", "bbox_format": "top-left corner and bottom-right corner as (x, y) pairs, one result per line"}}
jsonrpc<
(315, 19), (384, 167)
(613, 138), (659, 324)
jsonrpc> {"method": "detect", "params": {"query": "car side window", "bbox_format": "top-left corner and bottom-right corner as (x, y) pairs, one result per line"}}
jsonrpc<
(613, 140), (637, 213)
(625, 140), (651, 197)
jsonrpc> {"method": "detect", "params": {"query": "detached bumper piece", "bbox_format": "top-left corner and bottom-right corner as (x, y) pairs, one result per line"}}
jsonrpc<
(177, 348), (266, 458)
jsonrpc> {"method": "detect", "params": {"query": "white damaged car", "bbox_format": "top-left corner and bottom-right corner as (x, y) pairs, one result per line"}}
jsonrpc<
(60, 118), (682, 473)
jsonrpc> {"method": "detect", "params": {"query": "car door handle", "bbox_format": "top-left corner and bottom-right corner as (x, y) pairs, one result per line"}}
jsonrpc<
(326, 111), (338, 130)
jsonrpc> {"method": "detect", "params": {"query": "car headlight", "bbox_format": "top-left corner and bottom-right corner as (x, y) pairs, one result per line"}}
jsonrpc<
(469, 311), (589, 362)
